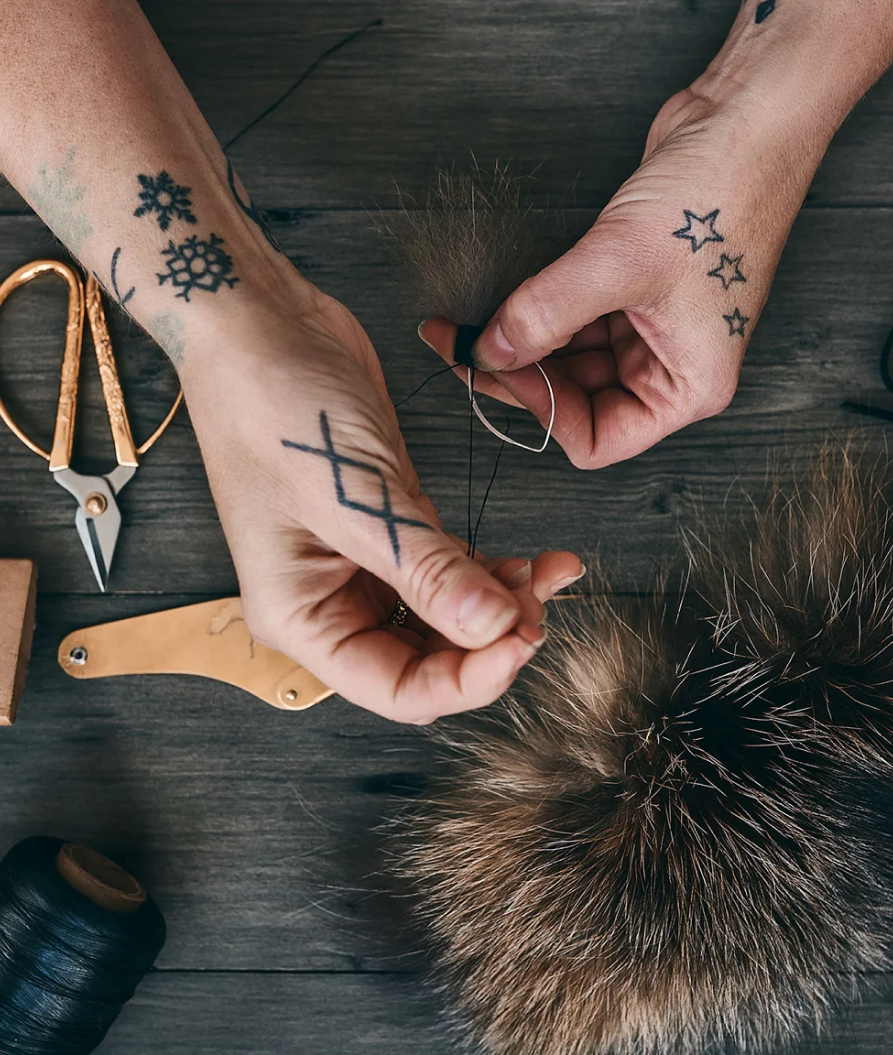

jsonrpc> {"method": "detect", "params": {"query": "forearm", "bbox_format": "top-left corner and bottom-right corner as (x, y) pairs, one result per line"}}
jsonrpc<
(697, 0), (893, 144)
(0, 0), (298, 371)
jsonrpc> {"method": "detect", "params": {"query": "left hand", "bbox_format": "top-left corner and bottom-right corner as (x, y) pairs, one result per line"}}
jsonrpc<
(419, 85), (826, 469)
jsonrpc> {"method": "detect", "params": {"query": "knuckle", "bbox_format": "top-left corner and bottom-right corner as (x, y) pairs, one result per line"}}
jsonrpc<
(504, 283), (560, 352)
(404, 545), (467, 613)
(697, 380), (736, 419)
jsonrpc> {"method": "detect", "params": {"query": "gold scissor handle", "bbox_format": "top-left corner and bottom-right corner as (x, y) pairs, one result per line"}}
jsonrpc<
(84, 273), (138, 468)
(0, 260), (183, 469)
(0, 260), (84, 469)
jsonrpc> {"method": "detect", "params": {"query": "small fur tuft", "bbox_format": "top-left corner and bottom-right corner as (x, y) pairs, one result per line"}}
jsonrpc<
(382, 161), (571, 326)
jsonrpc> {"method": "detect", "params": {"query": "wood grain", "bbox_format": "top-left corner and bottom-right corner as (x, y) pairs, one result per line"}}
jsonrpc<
(94, 971), (893, 1054)
(3, 0), (893, 214)
(0, 559), (37, 722)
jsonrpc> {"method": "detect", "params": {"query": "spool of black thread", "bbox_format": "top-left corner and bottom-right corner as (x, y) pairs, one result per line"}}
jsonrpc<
(0, 836), (166, 1054)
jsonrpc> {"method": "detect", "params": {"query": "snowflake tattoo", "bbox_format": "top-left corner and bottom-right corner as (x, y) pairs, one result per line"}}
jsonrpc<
(135, 171), (197, 231)
(708, 253), (747, 290)
(723, 307), (749, 337)
(157, 233), (239, 301)
(673, 209), (724, 253)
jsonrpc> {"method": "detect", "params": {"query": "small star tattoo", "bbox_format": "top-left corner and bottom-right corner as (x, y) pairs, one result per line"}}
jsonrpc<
(723, 308), (749, 337)
(135, 171), (197, 231)
(708, 253), (747, 290)
(756, 0), (777, 23)
(672, 209), (725, 253)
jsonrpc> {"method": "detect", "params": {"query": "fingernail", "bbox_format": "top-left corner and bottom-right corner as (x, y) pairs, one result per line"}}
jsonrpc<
(553, 565), (587, 593)
(475, 320), (517, 372)
(457, 589), (518, 640)
(513, 624), (547, 672)
(504, 561), (532, 589)
(516, 623), (547, 649)
(417, 320), (436, 351)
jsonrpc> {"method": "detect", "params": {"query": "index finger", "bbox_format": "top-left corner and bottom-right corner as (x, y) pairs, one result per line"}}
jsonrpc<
(293, 617), (544, 723)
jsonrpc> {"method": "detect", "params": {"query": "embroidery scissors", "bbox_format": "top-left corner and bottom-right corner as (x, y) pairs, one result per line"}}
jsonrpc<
(0, 260), (182, 591)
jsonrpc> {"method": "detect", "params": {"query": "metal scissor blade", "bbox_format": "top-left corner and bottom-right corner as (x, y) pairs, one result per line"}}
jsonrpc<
(54, 469), (123, 592)
(74, 504), (121, 592)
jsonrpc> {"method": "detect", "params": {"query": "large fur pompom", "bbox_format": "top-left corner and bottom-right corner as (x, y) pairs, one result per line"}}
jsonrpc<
(400, 569), (893, 1054)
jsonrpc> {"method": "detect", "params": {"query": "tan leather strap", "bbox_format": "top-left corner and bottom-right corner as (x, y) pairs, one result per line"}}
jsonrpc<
(57, 598), (332, 711)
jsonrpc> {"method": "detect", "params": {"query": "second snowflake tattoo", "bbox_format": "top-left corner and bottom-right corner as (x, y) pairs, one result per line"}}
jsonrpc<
(135, 171), (197, 231)
(157, 233), (239, 301)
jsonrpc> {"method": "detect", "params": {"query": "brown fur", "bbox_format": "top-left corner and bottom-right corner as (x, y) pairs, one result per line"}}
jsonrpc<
(690, 443), (893, 772)
(389, 166), (893, 1053)
(399, 569), (893, 1054)
(380, 161), (572, 326)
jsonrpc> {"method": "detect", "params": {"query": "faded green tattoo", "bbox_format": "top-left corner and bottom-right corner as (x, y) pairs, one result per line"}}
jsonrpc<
(147, 311), (186, 366)
(27, 147), (93, 255)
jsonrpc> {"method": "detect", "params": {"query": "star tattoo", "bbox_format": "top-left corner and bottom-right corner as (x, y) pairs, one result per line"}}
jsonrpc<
(708, 253), (747, 290)
(723, 307), (749, 337)
(672, 209), (724, 253)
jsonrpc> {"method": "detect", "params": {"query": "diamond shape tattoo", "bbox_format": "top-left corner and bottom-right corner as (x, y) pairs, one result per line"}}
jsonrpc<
(283, 412), (433, 566)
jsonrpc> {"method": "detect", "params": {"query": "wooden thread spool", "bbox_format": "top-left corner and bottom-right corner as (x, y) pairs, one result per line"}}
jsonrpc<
(55, 843), (146, 916)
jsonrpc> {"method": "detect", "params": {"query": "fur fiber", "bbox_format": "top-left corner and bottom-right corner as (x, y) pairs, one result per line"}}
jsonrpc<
(382, 161), (571, 326)
(392, 166), (893, 1054)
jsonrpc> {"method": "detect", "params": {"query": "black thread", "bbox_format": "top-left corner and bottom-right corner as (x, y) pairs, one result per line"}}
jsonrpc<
(471, 422), (509, 558)
(222, 18), (383, 153)
(467, 366), (475, 555)
(0, 837), (165, 1055)
(392, 364), (456, 409)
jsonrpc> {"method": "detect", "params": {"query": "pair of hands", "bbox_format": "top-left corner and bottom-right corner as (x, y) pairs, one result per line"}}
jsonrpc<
(184, 88), (812, 723)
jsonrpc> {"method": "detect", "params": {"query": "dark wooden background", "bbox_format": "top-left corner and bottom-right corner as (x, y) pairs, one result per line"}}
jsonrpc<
(1, 0), (893, 1051)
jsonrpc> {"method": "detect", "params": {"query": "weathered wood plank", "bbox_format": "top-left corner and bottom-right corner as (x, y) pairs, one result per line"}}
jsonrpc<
(2, 0), (893, 213)
(96, 969), (893, 1054)
(0, 206), (890, 594)
(101, 971), (453, 1054)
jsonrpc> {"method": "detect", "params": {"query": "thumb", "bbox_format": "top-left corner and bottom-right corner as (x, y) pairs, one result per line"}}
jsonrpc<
(472, 229), (637, 372)
(288, 427), (526, 650)
(356, 510), (526, 651)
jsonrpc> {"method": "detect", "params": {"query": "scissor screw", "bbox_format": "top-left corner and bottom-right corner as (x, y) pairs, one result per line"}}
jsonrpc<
(284, 689), (299, 702)
(69, 646), (88, 666)
(85, 493), (107, 516)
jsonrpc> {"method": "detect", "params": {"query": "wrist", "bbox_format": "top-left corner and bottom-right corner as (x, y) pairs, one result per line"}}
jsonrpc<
(693, 2), (893, 151)
(136, 242), (317, 378)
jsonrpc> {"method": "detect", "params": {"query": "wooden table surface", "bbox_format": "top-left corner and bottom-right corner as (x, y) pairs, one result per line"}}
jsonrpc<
(1, 1), (893, 1051)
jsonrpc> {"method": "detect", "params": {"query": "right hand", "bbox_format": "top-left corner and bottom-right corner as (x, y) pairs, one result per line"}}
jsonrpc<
(179, 278), (583, 723)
